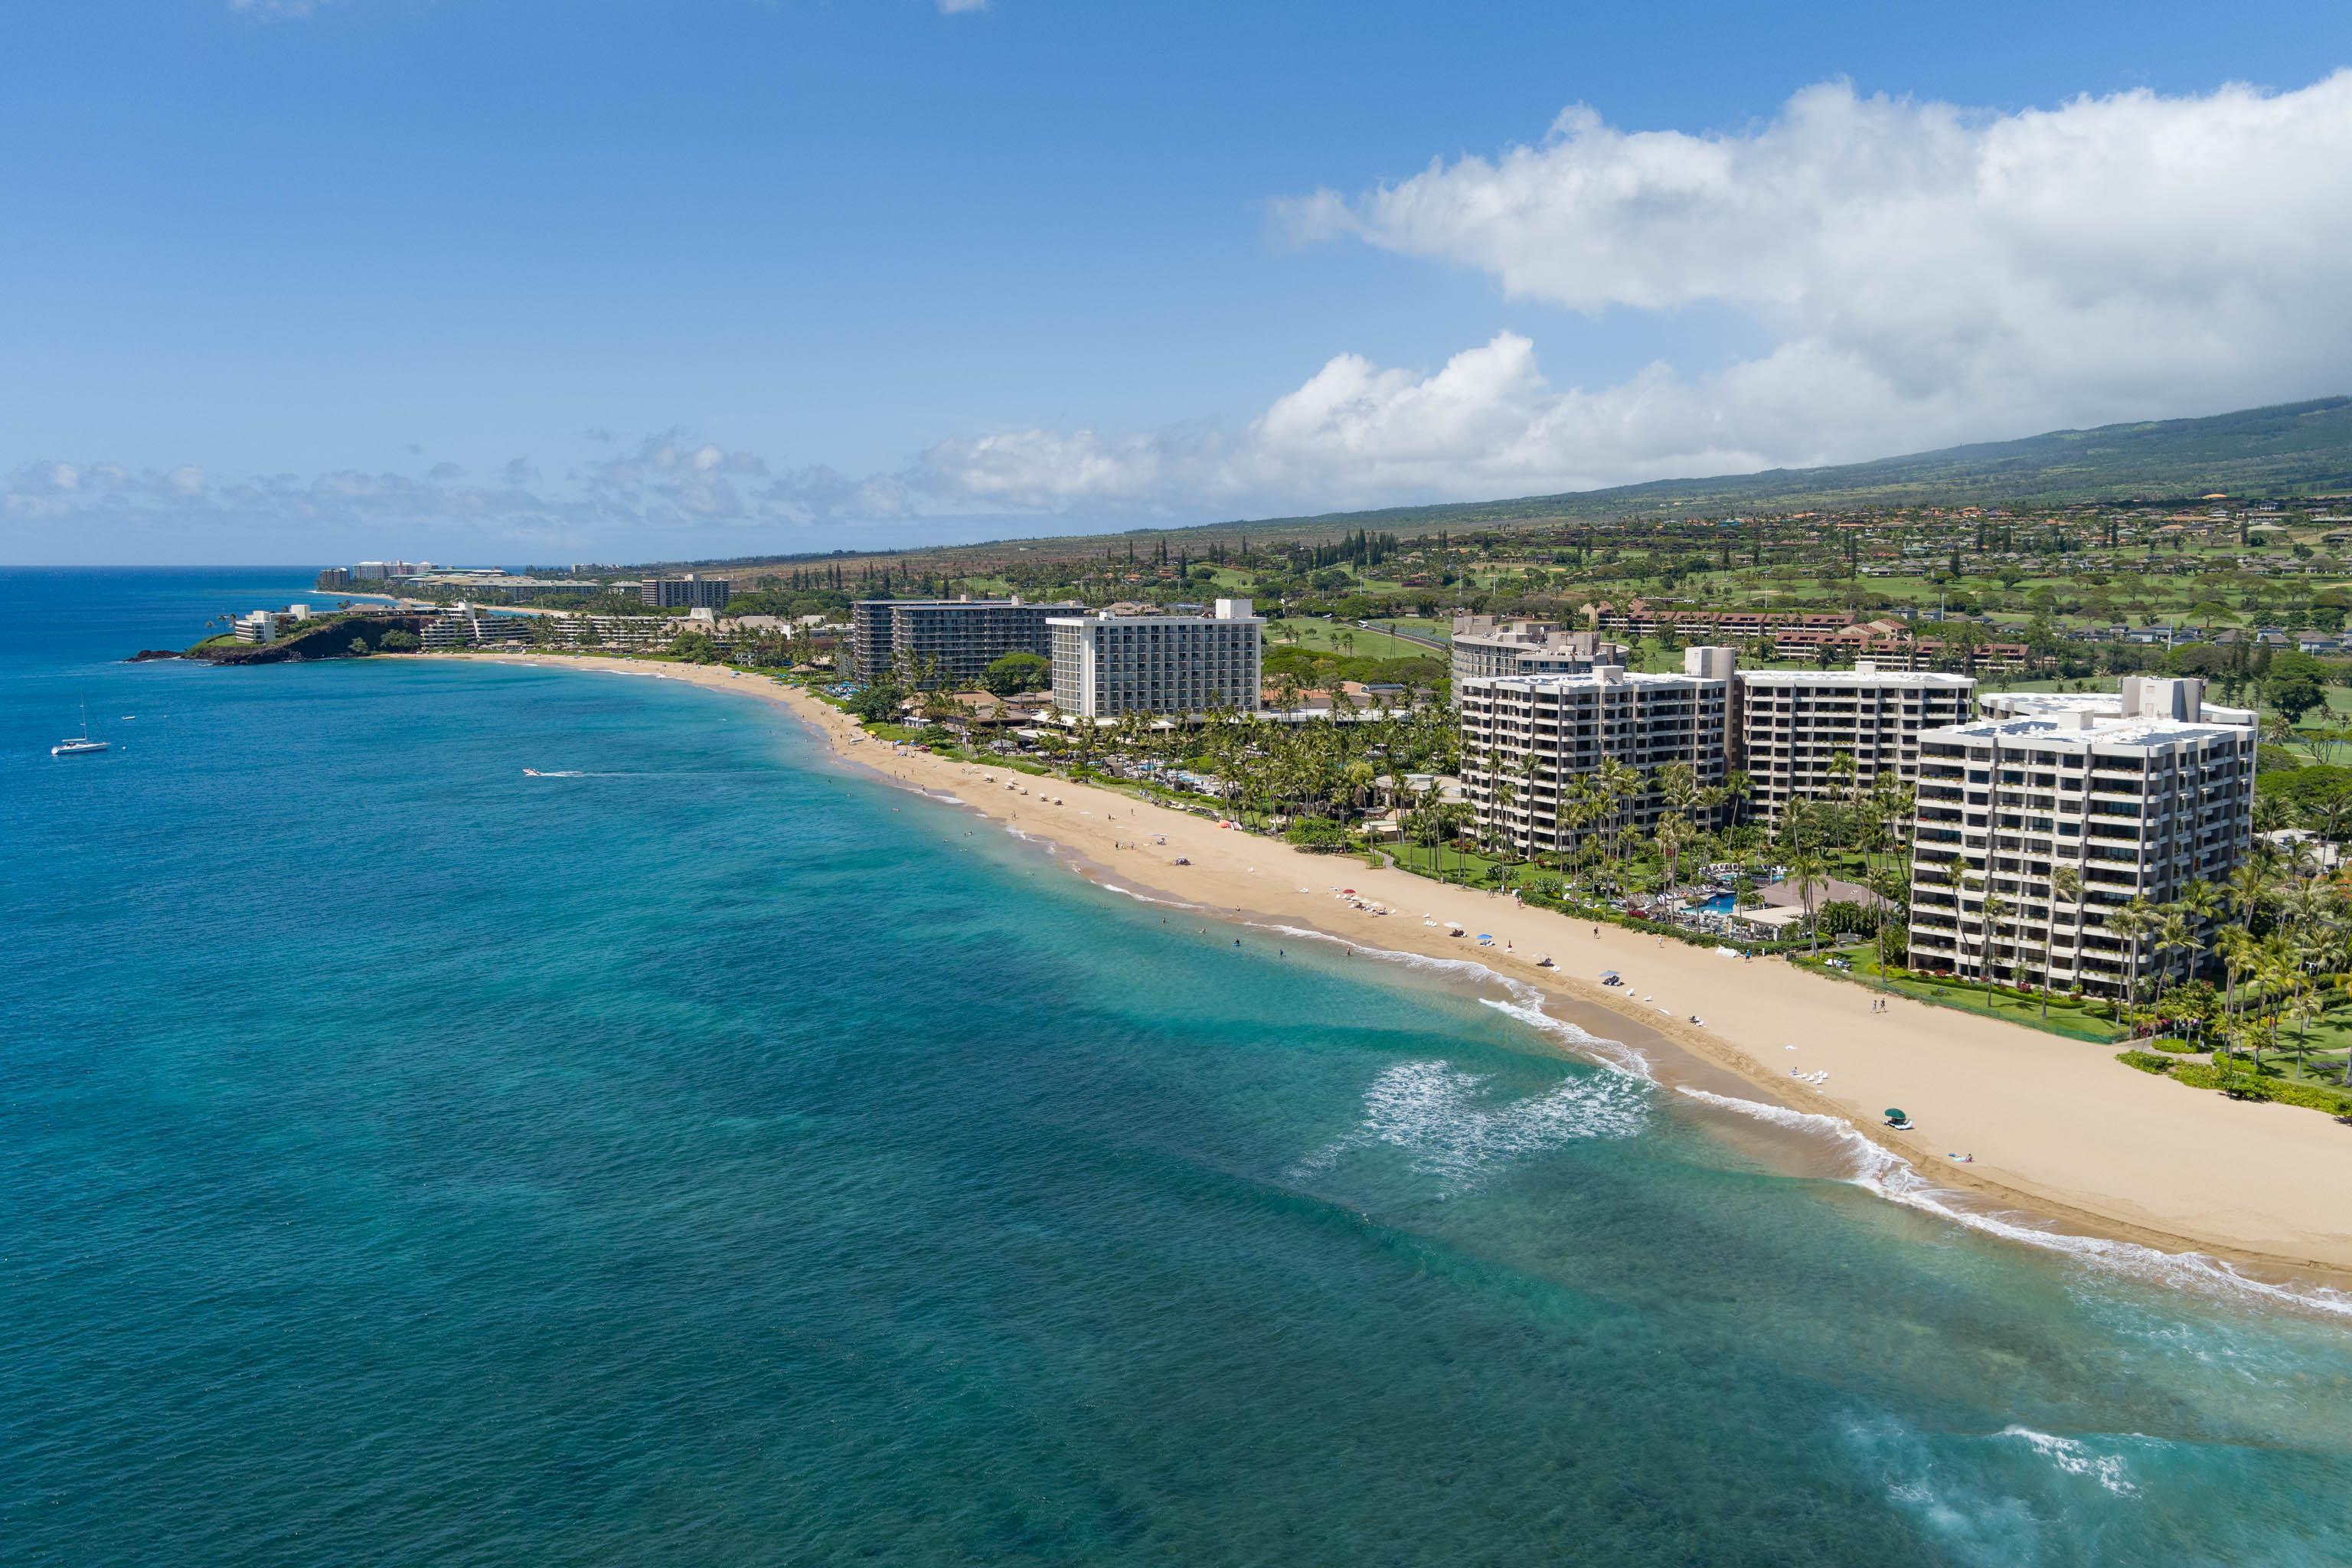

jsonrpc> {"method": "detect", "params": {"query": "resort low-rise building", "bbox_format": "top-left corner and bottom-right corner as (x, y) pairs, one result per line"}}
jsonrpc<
(1047, 599), (1263, 718)
(1906, 677), (2256, 998)
(419, 603), (534, 651)
(1733, 663), (1976, 821)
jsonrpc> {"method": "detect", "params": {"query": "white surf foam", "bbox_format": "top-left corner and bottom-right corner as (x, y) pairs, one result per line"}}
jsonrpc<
(1292, 1057), (1649, 1194)
(1994, 1426), (2138, 1496)
(1240, 921), (1656, 1080)
(1674, 1085), (2352, 1320)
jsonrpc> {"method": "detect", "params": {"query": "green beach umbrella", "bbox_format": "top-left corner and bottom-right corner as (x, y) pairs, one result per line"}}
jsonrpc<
(1883, 1108), (1906, 1121)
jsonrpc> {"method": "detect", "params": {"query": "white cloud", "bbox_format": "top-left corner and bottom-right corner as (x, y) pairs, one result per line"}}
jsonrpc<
(776, 70), (2352, 520)
(16, 73), (2352, 558)
(1250, 74), (2352, 491)
(937, 0), (989, 13)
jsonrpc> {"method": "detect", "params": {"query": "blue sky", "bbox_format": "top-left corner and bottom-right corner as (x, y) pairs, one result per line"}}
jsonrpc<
(6, 1), (2350, 564)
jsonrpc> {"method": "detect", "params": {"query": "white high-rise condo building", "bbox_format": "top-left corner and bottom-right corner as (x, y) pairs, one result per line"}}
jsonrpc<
(1047, 599), (1264, 718)
(1906, 678), (2255, 998)
(1459, 648), (1735, 858)
(1733, 662), (1976, 821)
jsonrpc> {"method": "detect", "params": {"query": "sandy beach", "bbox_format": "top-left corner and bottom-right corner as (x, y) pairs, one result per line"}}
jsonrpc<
(446, 654), (2352, 1284)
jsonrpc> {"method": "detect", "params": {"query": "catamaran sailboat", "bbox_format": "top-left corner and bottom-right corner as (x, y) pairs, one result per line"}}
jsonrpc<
(51, 704), (108, 757)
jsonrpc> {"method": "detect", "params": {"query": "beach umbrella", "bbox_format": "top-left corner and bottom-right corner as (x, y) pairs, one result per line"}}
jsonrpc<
(1883, 1108), (1906, 1122)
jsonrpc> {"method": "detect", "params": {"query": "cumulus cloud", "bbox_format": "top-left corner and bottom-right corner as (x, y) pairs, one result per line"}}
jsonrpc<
(697, 71), (2352, 521)
(17, 73), (2352, 558)
(1256, 74), (2352, 486)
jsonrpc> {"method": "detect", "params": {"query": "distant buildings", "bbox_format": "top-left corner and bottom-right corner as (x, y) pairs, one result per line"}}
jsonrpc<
(1449, 616), (1629, 702)
(419, 603), (533, 651)
(640, 574), (731, 610)
(232, 604), (315, 644)
(850, 596), (1082, 685)
(1047, 599), (1264, 717)
(1906, 677), (2255, 998)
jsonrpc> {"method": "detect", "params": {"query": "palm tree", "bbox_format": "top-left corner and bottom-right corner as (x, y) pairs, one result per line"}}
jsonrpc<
(2046, 864), (2083, 1018)
(1825, 749), (1860, 843)
(1867, 863), (1906, 987)
(1721, 770), (1753, 829)
(2216, 925), (2259, 1030)
(2151, 910), (2196, 1028)
(2102, 900), (2154, 1023)
(1979, 891), (2011, 1003)
(1787, 847), (1831, 956)
(1656, 814), (1695, 893)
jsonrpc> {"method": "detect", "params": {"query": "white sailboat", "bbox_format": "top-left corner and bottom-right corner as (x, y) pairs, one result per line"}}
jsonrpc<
(51, 703), (108, 757)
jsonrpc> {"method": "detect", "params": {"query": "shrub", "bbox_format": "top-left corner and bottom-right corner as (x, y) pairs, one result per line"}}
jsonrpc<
(1815, 899), (1876, 936)
(2116, 1050), (2174, 1075)
(379, 629), (420, 652)
(1284, 817), (1351, 852)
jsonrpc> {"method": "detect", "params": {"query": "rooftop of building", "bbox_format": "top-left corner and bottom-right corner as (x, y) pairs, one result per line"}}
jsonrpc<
(855, 596), (1076, 609)
(1735, 665), (1975, 688)
(1982, 688), (2258, 727)
(1922, 714), (2252, 750)
(1466, 667), (1723, 695)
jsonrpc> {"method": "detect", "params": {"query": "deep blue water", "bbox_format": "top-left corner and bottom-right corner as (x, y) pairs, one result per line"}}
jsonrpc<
(6, 568), (2352, 1566)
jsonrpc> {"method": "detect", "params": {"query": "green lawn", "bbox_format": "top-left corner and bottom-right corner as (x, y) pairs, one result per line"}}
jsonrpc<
(1386, 842), (1504, 884)
(1262, 618), (1437, 661)
(1808, 951), (2128, 1042)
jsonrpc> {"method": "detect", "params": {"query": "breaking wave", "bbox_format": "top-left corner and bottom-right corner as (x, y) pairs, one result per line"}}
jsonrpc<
(1994, 1426), (2138, 1497)
(1674, 1086), (2352, 1320)
(1292, 1057), (1649, 1195)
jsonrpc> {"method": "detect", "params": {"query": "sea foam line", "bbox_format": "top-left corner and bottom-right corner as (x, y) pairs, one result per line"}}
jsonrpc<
(1674, 1085), (2352, 1321)
(1244, 919), (1657, 1081)
(1073, 852), (2352, 1317)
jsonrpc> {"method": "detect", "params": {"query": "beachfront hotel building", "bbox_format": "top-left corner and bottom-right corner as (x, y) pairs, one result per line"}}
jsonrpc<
(640, 574), (733, 610)
(1047, 599), (1264, 718)
(1458, 647), (1736, 857)
(1905, 677), (2256, 998)
(850, 596), (1084, 686)
(1732, 663), (1977, 821)
(1449, 617), (1630, 705)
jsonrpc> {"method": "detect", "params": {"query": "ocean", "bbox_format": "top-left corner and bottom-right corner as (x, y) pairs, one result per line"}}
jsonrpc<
(5, 567), (2350, 1566)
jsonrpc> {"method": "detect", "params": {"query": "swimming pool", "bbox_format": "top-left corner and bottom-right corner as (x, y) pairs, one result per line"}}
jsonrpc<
(1695, 893), (1738, 915)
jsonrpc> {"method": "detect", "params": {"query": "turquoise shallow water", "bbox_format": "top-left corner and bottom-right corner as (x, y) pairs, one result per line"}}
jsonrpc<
(6, 569), (2352, 1566)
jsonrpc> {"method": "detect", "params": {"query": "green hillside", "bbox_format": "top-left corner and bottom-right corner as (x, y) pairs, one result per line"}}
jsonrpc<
(1227, 397), (2352, 536)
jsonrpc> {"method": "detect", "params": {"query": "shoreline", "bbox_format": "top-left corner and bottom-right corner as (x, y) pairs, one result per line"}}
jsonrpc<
(424, 653), (2352, 1298)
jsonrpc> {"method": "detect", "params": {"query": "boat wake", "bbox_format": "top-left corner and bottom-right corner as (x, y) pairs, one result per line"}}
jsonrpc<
(1674, 1085), (2352, 1319)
